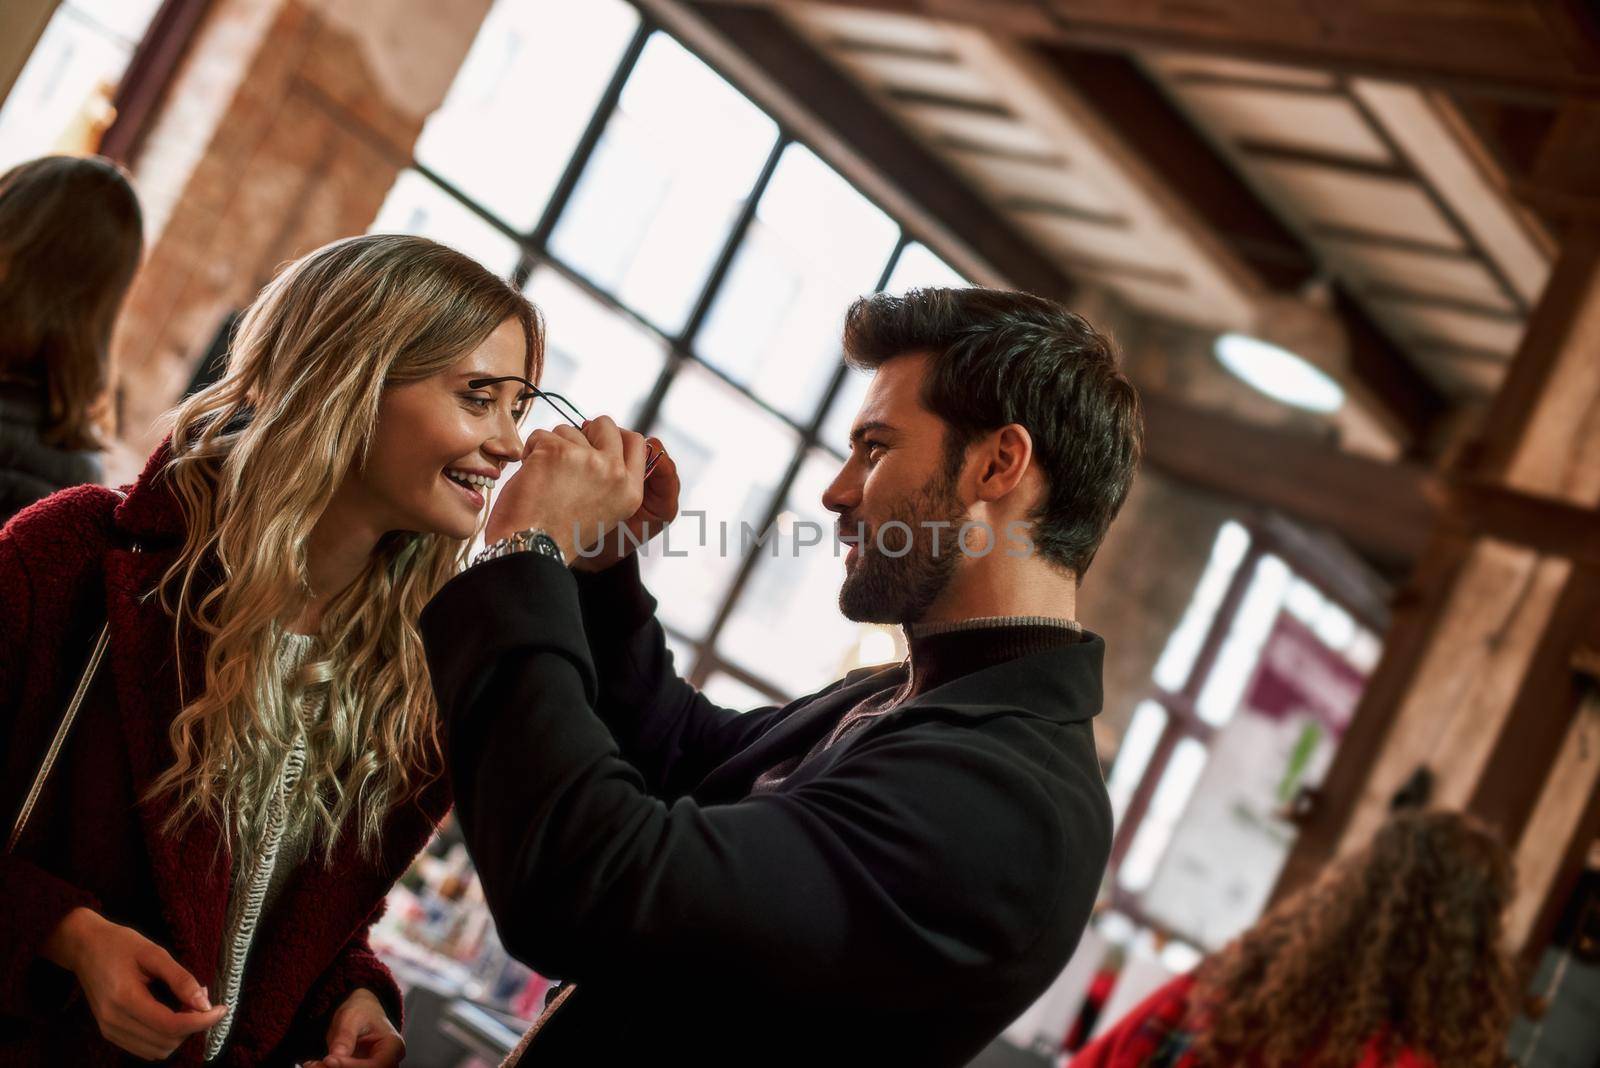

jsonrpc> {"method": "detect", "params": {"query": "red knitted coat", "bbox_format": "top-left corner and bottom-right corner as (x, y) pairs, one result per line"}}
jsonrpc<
(0, 446), (451, 1066)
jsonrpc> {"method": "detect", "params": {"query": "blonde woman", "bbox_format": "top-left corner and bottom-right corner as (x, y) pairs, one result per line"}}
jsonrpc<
(0, 234), (542, 1066)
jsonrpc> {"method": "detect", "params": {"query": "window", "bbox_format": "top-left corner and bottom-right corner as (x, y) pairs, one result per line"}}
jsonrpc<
(819, 242), (966, 450)
(0, 0), (165, 173)
(639, 361), (799, 640)
(522, 267), (668, 424)
(1104, 519), (1386, 950)
(372, 170), (522, 278)
(412, 0), (640, 232)
(696, 144), (900, 424)
(549, 33), (777, 334)
(371, 5), (970, 704)
(717, 450), (879, 696)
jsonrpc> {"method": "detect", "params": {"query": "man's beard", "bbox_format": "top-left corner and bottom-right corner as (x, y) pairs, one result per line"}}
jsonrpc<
(838, 464), (968, 625)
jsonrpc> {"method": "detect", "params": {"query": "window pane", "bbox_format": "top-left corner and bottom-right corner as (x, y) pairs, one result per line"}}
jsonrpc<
(699, 672), (779, 713)
(0, 0), (164, 172)
(662, 630), (696, 677)
(717, 449), (886, 696)
(414, 0), (639, 232)
(1346, 628), (1382, 674)
(696, 145), (899, 424)
(1151, 521), (1251, 693)
(813, 243), (966, 451)
(523, 266), (668, 425)
(1118, 738), (1208, 892)
(882, 241), (966, 294)
(371, 170), (522, 278)
(549, 33), (777, 335)
(1106, 700), (1167, 824)
(637, 363), (799, 638)
(818, 366), (871, 458)
(1312, 600), (1356, 652)
(1195, 554), (1292, 726)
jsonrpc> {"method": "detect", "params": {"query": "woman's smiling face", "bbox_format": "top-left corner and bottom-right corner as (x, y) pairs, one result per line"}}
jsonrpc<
(354, 316), (531, 541)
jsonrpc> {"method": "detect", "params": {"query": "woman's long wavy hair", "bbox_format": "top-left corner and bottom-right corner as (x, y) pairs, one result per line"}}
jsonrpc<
(150, 234), (541, 861)
(1188, 809), (1517, 1068)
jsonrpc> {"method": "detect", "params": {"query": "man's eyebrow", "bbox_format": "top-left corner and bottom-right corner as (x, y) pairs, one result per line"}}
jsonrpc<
(849, 420), (896, 445)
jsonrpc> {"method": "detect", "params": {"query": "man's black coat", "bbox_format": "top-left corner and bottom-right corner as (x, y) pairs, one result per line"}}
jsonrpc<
(419, 551), (1111, 1066)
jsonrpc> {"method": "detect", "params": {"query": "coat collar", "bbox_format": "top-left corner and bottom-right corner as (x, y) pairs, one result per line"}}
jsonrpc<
(692, 635), (1104, 804)
(111, 437), (187, 546)
(101, 527), (230, 985)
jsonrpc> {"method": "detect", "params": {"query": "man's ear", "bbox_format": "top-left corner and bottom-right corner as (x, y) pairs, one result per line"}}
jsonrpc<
(974, 423), (1034, 503)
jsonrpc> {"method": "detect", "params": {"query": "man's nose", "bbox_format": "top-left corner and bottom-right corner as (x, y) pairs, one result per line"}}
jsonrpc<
(821, 465), (860, 515)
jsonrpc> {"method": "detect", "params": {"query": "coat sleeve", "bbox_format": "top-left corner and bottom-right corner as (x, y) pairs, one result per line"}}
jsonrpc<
(569, 553), (794, 799)
(0, 530), (103, 1020)
(421, 553), (1073, 1003)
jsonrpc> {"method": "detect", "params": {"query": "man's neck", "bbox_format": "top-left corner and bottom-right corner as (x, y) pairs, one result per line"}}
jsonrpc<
(913, 556), (1078, 627)
(897, 614), (1083, 697)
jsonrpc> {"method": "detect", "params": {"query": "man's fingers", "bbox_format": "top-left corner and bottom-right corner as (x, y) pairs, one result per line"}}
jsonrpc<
(619, 429), (648, 481)
(135, 943), (209, 1012)
(580, 414), (623, 456)
(521, 427), (560, 459)
(550, 423), (587, 447)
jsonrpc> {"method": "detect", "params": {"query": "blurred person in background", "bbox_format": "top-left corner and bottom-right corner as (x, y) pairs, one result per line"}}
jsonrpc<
(1070, 809), (1519, 1068)
(0, 155), (142, 523)
(1, 234), (542, 1065)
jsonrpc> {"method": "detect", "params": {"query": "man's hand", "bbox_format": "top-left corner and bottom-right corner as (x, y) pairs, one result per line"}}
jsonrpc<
(571, 435), (678, 573)
(303, 988), (403, 1068)
(42, 906), (227, 1061)
(485, 415), (647, 560)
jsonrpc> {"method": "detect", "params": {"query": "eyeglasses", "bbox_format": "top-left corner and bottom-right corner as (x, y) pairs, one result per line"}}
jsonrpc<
(468, 376), (661, 476)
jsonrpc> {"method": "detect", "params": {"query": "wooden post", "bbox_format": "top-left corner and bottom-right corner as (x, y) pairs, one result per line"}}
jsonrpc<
(1270, 227), (1600, 957)
(0, 0), (60, 109)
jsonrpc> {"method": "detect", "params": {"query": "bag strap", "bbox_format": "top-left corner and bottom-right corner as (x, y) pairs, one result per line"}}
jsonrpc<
(5, 488), (136, 855)
(499, 983), (577, 1067)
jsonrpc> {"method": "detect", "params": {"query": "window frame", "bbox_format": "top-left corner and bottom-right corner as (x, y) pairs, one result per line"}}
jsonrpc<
(391, 6), (952, 698)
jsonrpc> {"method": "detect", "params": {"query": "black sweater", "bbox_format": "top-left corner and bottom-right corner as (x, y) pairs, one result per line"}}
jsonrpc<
(420, 551), (1112, 1067)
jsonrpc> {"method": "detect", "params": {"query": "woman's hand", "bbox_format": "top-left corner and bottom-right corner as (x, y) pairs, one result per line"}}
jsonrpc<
(570, 434), (678, 573)
(42, 906), (226, 1061)
(304, 987), (404, 1068)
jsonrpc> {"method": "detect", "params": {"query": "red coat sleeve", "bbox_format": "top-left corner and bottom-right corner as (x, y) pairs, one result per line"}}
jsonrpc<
(0, 531), (103, 1020)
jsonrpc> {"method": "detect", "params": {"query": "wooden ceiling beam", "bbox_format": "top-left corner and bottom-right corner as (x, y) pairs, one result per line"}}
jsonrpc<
(677, 1), (1079, 302)
(1034, 45), (1452, 450)
(693, 0), (1600, 103)
(1139, 390), (1438, 565)
(1035, 44), (1317, 292)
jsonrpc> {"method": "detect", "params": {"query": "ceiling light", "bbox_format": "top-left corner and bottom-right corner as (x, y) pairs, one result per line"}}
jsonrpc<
(1214, 332), (1345, 412)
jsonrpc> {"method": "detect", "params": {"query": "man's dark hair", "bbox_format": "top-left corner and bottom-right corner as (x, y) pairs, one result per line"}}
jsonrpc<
(843, 287), (1142, 577)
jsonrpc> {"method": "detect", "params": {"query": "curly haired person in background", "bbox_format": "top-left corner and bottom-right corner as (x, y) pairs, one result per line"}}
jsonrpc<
(1072, 809), (1519, 1068)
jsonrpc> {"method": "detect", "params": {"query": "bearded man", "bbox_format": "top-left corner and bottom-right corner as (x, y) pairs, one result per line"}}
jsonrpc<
(420, 287), (1144, 1067)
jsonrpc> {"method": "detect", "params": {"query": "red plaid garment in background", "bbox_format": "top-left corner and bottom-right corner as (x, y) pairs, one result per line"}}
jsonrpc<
(1067, 974), (1435, 1068)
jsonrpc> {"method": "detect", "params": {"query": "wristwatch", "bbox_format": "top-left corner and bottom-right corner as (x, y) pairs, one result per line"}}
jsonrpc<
(472, 527), (565, 568)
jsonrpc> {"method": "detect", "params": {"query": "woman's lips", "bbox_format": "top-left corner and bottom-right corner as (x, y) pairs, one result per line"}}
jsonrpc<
(442, 470), (485, 510)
